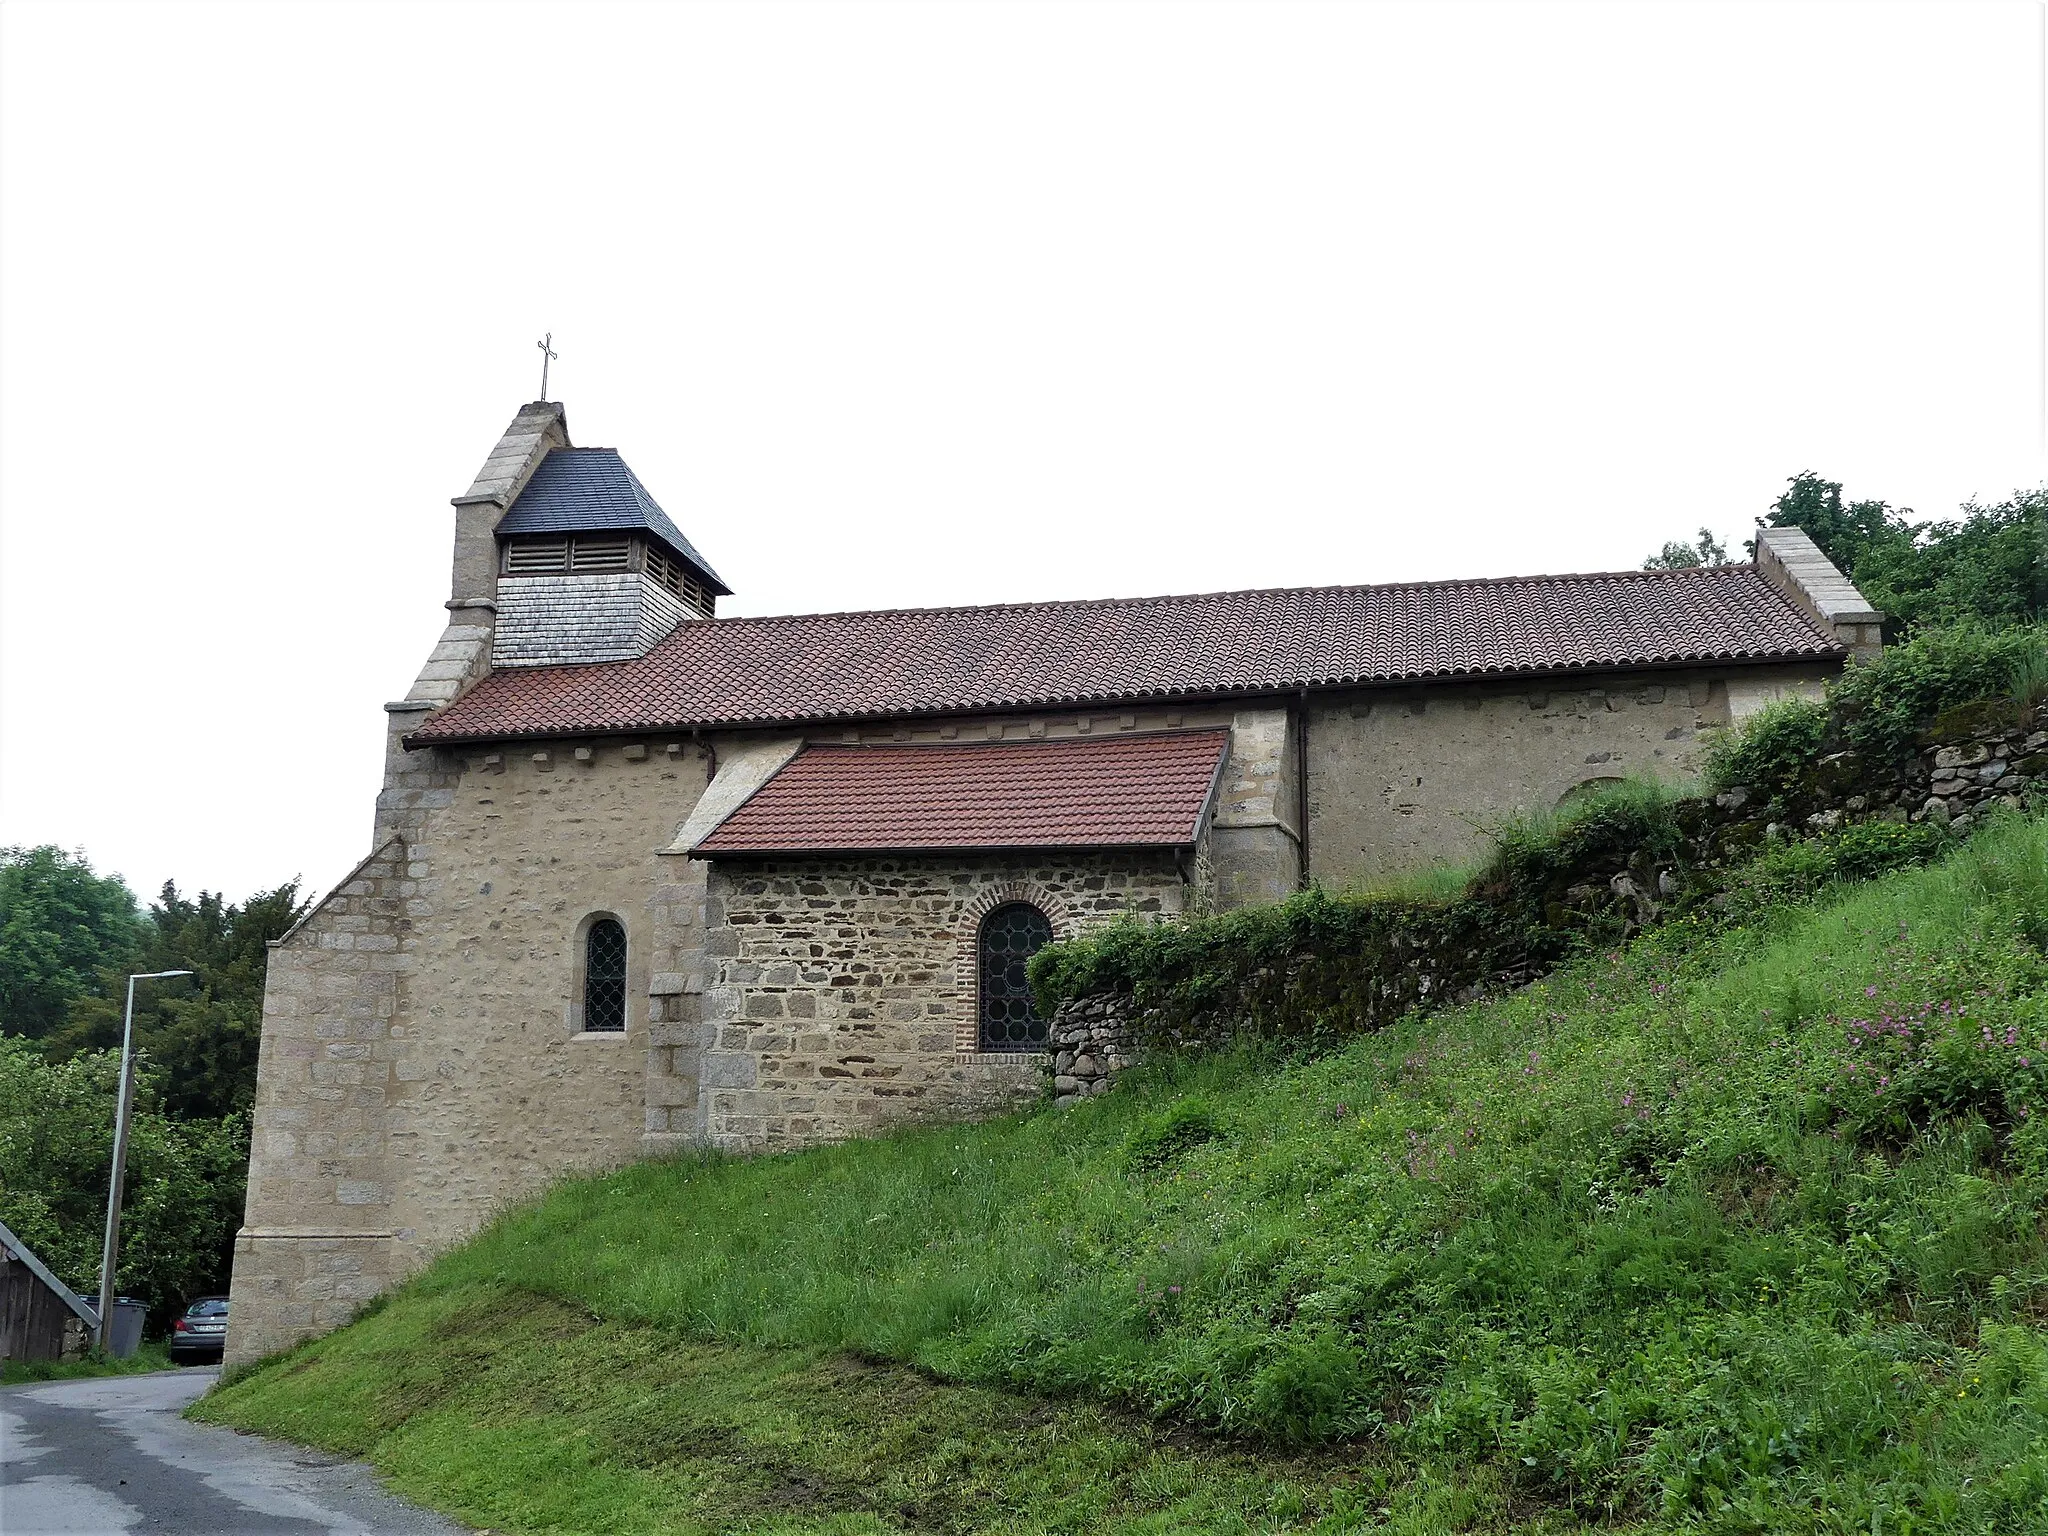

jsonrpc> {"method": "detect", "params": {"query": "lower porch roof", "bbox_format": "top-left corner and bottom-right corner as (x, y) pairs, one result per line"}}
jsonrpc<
(691, 730), (1232, 856)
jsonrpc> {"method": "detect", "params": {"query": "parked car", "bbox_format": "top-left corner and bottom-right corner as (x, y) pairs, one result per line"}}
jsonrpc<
(169, 1296), (228, 1363)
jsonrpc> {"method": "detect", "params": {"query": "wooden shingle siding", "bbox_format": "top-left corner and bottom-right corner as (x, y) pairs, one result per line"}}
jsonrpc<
(493, 572), (690, 667)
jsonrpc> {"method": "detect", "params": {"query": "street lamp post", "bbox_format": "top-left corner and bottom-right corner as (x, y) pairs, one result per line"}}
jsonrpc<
(94, 969), (193, 1349)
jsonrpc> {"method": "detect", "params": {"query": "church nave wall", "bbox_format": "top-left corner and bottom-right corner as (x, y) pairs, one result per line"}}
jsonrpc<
(689, 852), (1186, 1151)
(1303, 662), (1835, 888)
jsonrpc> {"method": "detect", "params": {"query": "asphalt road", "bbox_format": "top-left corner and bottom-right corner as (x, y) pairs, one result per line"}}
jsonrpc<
(1, 1367), (466, 1534)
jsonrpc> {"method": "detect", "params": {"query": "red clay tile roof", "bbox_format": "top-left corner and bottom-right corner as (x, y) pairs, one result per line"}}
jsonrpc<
(410, 564), (1840, 744)
(694, 732), (1232, 854)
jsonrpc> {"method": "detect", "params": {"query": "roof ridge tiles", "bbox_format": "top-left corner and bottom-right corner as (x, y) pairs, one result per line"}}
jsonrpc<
(681, 561), (1764, 630)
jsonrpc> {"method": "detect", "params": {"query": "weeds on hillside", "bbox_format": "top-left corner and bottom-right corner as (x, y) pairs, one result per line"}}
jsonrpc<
(1469, 776), (1694, 902)
(207, 813), (2048, 1534)
(1704, 623), (2048, 795)
(1712, 819), (1947, 920)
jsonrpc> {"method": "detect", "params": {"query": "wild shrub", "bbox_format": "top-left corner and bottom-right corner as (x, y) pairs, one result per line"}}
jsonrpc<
(1031, 780), (1689, 1040)
(1696, 626), (2045, 805)
(1829, 622), (2048, 761)
(2014, 641), (2048, 709)
(1699, 695), (1827, 797)
(1716, 820), (1947, 918)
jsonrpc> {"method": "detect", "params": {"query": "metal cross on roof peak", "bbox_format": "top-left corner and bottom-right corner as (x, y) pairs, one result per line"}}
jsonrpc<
(536, 333), (558, 401)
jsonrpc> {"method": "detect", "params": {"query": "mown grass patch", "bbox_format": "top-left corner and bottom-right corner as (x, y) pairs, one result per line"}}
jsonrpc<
(195, 1288), (1585, 1534)
(201, 814), (2048, 1533)
(0, 1339), (174, 1385)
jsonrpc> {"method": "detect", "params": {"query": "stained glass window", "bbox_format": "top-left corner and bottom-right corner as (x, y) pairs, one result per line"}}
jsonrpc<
(585, 918), (627, 1032)
(978, 903), (1052, 1051)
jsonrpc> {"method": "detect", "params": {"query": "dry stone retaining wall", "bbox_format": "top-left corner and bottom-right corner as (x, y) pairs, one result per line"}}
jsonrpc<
(1050, 699), (2048, 1105)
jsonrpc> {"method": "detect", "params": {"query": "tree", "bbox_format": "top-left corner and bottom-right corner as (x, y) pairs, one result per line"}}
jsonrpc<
(0, 1039), (246, 1327)
(1848, 488), (2046, 633)
(1755, 471), (1899, 574)
(49, 879), (306, 1120)
(0, 851), (301, 1333)
(1756, 473), (2046, 636)
(0, 847), (144, 1041)
(1643, 527), (1730, 570)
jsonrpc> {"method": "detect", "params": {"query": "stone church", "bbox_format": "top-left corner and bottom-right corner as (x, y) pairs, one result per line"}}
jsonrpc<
(225, 401), (1881, 1363)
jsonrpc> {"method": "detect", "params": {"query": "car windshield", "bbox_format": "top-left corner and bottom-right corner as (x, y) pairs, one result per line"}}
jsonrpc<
(186, 1299), (228, 1317)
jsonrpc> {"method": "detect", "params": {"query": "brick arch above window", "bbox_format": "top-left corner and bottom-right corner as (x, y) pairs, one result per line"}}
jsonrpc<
(953, 883), (1073, 1058)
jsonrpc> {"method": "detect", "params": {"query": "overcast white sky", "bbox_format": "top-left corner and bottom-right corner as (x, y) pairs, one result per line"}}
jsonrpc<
(1, 0), (2041, 908)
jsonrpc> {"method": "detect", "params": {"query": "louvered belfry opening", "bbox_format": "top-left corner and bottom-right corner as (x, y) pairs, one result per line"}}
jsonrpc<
(501, 534), (632, 576)
(493, 526), (720, 664)
(492, 445), (727, 610)
(644, 543), (715, 614)
(978, 903), (1053, 1051)
(583, 918), (628, 1033)
(498, 532), (715, 621)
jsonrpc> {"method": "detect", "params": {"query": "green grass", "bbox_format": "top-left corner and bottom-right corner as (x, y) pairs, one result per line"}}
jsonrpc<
(2, 1339), (174, 1385)
(199, 1290), (1574, 1534)
(199, 814), (2048, 1533)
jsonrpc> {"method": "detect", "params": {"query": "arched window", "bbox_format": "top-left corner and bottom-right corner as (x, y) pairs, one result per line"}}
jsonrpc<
(584, 918), (627, 1033)
(978, 903), (1052, 1051)
(1558, 776), (1627, 808)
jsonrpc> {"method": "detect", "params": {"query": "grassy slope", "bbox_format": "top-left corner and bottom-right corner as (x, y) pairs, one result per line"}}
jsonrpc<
(198, 815), (2048, 1535)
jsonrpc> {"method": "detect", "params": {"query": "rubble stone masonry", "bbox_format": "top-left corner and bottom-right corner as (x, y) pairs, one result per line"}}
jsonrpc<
(678, 852), (1186, 1150)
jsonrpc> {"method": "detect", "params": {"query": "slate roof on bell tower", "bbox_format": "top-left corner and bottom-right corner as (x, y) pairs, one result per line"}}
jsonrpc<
(497, 447), (730, 595)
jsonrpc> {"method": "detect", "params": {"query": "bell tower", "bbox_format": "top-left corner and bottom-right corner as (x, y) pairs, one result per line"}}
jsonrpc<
(375, 402), (730, 844)
(490, 445), (729, 666)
